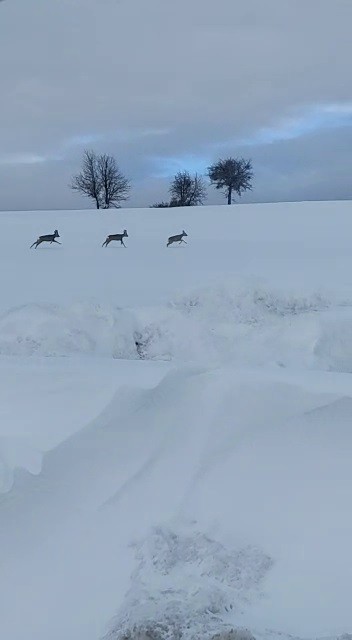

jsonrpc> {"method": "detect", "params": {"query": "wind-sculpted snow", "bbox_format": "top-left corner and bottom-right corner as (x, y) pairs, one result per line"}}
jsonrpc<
(0, 359), (352, 639)
(0, 436), (41, 493)
(105, 526), (271, 640)
(0, 281), (351, 372)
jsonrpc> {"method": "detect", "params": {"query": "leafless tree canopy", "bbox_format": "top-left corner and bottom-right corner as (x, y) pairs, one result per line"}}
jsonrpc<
(98, 154), (130, 208)
(71, 150), (130, 209)
(207, 157), (253, 205)
(71, 150), (101, 208)
(169, 171), (207, 207)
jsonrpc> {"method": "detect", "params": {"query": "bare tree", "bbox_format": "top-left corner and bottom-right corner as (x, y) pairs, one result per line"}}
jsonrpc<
(207, 157), (253, 204)
(71, 150), (130, 209)
(169, 171), (207, 207)
(71, 150), (101, 209)
(98, 154), (130, 208)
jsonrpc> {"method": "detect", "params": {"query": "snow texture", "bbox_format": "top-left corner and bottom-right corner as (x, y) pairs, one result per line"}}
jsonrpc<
(0, 283), (351, 374)
(105, 526), (272, 640)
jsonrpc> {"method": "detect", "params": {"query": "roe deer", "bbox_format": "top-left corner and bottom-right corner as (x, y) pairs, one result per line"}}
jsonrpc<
(30, 230), (61, 249)
(102, 230), (128, 247)
(167, 230), (188, 247)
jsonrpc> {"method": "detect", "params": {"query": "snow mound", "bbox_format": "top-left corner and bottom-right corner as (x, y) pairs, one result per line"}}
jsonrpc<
(134, 281), (333, 365)
(105, 525), (271, 640)
(0, 302), (138, 358)
(1, 279), (352, 372)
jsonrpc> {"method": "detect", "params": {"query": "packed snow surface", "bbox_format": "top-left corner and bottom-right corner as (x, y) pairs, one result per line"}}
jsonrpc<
(0, 202), (352, 640)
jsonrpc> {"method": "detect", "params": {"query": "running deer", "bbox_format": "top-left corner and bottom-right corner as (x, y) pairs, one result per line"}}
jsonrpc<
(30, 230), (61, 249)
(102, 230), (128, 248)
(167, 230), (188, 247)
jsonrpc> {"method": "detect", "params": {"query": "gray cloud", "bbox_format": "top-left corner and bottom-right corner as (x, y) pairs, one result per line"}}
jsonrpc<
(0, 0), (352, 210)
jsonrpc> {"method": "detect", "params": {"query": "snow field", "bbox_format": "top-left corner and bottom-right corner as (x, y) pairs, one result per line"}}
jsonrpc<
(0, 202), (352, 640)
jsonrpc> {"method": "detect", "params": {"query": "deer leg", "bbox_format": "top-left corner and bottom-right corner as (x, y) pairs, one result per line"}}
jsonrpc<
(53, 239), (61, 244)
(181, 239), (187, 244)
(121, 239), (126, 247)
(30, 240), (38, 248)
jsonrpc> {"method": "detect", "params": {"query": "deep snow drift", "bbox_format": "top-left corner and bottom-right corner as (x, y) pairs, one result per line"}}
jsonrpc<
(0, 202), (352, 640)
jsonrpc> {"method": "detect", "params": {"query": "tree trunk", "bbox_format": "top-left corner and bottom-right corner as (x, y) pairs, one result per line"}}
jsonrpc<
(96, 198), (100, 209)
(227, 187), (232, 205)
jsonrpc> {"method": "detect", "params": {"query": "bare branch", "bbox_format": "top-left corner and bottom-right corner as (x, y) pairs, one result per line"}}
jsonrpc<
(71, 150), (101, 209)
(98, 154), (131, 208)
(169, 171), (207, 207)
(71, 150), (130, 209)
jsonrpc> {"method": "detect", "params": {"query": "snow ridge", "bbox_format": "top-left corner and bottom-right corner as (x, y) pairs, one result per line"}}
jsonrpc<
(1, 280), (352, 372)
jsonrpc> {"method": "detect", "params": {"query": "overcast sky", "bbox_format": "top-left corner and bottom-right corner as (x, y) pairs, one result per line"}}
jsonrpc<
(0, 0), (352, 210)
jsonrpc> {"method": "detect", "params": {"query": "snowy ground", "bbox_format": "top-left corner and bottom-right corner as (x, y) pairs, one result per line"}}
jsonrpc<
(0, 202), (352, 640)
